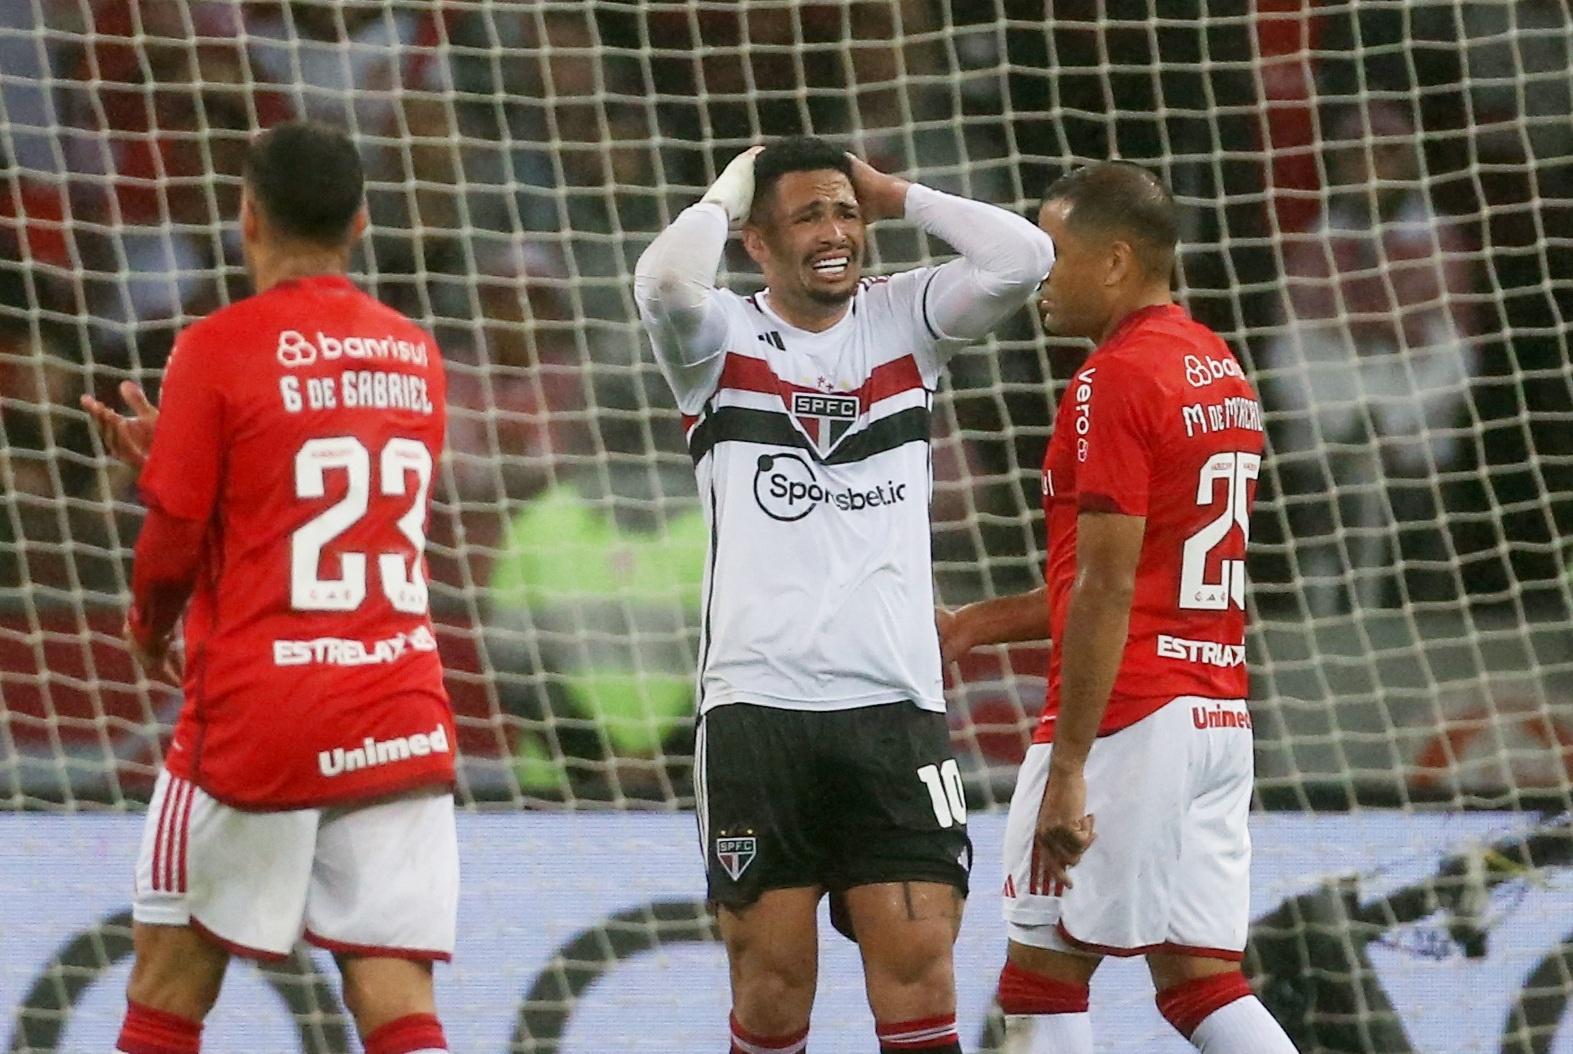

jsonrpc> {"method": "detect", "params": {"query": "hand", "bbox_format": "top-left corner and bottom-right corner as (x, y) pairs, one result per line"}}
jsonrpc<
(845, 152), (912, 222)
(701, 145), (764, 226)
(1034, 765), (1096, 892)
(125, 616), (183, 686)
(81, 381), (158, 470)
(935, 606), (975, 666)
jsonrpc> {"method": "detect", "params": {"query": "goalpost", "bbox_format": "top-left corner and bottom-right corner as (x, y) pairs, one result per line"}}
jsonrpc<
(1, 2), (1570, 1050)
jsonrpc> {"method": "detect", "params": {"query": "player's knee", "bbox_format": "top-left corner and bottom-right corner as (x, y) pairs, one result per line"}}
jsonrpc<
(338, 955), (436, 1035)
(864, 941), (956, 1016)
(126, 927), (226, 1021)
(1146, 951), (1238, 993)
(732, 959), (816, 1034)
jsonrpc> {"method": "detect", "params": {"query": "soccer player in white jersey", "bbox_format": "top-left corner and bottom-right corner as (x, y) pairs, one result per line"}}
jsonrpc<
(82, 123), (455, 1054)
(636, 137), (1054, 1054)
(941, 162), (1298, 1053)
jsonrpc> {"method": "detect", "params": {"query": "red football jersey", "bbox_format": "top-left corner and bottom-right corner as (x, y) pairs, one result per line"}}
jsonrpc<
(1036, 303), (1263, 744)
(138, 274), (454, 808)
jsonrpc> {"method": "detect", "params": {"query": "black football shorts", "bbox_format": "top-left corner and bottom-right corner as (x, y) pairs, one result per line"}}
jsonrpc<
(696, 701), (972, 913)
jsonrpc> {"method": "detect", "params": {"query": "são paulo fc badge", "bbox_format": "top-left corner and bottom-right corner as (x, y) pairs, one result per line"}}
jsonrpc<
(715, 836), (757, 881)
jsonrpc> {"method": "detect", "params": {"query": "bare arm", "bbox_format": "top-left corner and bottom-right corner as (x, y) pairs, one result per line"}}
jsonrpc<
(937, 586), (1048, 665)
(1050, 511), (1146, 772)
(1034, 510), (1146, 891)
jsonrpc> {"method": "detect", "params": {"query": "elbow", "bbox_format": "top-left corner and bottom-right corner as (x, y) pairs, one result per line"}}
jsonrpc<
(986, 230), (1057, 300)
(633, 268), (701, 319)
(1010, 230), (1057, 292)
(1073, 569), (1136, 607)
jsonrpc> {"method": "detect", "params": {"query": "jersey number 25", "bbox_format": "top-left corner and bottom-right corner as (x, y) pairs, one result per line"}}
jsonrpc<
(1179, 450), (1260, 611)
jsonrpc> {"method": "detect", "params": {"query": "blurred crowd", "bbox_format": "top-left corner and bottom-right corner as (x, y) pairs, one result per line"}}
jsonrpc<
(1, 1), (1569, 796)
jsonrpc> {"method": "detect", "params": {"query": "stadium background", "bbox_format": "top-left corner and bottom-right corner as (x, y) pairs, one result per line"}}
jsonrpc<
(1, 2), (1570, 1051)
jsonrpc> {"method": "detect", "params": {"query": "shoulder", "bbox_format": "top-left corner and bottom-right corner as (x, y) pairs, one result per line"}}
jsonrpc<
(857, 267), (931, 310)
(853, 267), (944, 340)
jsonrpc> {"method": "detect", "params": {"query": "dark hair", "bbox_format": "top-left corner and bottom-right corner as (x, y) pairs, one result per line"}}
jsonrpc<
(243, 122), (365, 245)
(749, 136), (852, 218)
(1041, 161), (1178, 274)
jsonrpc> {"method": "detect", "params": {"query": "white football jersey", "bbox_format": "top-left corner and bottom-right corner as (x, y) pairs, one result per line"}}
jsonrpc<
(656, 271), (967, 714)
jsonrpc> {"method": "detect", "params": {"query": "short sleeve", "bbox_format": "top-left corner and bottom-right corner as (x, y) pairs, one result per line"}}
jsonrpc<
(1075, 356), (1158, 517)
(138, 332), (225, 522)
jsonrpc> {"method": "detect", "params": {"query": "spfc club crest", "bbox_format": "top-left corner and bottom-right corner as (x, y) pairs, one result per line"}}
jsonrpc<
(715, 836), (757, 881)
(790, 391), (859, 455)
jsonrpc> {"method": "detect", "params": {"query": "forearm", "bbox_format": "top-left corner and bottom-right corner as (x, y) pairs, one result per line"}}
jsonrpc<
(905, 184), (1055, 340)
(956, 586), (1049, 647)
(633, 202), (730, 366)
(128, 505), (207, 644)
(1049, 578), (1134, 773)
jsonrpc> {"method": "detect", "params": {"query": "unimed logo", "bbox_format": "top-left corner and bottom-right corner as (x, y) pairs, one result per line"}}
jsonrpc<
(752, 453), (908, 522)
(318, 723), (450, 777)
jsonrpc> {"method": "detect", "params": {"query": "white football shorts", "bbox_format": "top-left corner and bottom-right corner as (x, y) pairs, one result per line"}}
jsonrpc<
(133, 770), (459, 961)
(1001, 697), (1253, 960)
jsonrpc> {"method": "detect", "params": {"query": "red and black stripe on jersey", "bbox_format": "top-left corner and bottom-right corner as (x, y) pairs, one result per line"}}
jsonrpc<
(683, 350), (931, 465)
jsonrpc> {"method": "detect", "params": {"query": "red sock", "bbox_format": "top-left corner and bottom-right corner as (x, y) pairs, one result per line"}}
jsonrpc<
(996, 959), (1090, 1015)
(1156, 972), (1254, 1039)
(730, 1012), (808, 1054)
(115, 1001), (201, 1054)
(876, 1013), (961, 1052)
(363, 1013), (447, 1054)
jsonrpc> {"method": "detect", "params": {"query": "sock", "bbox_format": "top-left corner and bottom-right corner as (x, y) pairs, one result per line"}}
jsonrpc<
(876, 1013), (961, 1052)
(1157, 972), (1297, 1053)
(996, 959), (1092, 1054)
(115, 1001), (201, 1054)
(362, 1012), (448, 1054)
(730, 1012), (808, 1054)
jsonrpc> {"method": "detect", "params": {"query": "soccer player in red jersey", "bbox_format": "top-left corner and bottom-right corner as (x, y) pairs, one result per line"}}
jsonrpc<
(82, 123), (455, 1054)
(940, 163), (1298, 1053)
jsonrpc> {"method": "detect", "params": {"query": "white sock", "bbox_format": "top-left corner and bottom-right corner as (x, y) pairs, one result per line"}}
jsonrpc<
(1002, 1011), (1093, 1054)
(1190, 995), (1298, 1053)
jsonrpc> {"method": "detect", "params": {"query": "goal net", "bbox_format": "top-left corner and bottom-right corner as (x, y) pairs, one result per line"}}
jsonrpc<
(2, 2), (1571, 1051)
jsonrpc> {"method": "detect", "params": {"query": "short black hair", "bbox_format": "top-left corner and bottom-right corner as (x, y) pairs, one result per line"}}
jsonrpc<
(1041, 161), (1178, 274)
(749, 136), (852, 219)
(243, 122), (365, 245)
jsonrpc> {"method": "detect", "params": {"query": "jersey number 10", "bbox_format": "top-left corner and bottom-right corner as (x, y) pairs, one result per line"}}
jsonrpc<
(1179, 451), (1260, 611)
(291, 436), (432, 614)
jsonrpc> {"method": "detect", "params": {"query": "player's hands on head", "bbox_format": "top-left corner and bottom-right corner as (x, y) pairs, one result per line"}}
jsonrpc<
(124, 617), (183, 687)
(81, 381), (158, 471)
(702, 145), (765, 227)
(1034, 765), (1096, 891)
(844, 152), (911, 223)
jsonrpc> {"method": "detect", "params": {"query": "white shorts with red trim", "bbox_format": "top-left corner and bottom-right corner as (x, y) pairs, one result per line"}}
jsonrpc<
(133, 770), (458, 962)
(1001, 697), (1253, 960)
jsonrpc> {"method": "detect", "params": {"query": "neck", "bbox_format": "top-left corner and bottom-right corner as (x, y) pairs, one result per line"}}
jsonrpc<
(765, 286), (851, 333)
(250, 245), (349, 296)
(1098, 285), (1174, 344)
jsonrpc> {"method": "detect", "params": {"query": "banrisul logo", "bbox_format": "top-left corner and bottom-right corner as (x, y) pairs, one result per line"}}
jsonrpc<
(753, 453), (910, 522)
(791, 391), (858, 455)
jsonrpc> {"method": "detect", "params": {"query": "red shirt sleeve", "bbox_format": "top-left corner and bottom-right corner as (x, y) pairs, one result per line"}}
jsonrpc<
(137, 331), (224, 522)
(127, 505), (208, 644)
(1075, 354), (1159, 517)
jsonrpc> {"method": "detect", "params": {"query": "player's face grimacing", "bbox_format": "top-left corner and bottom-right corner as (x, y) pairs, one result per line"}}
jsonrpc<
(1035, 197), (1110, 342)
(748, 169), (866, 308)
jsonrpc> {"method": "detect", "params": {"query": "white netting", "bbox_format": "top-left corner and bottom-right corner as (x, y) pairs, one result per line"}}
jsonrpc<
(1, 2), (1571, 1051)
